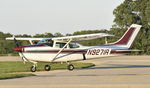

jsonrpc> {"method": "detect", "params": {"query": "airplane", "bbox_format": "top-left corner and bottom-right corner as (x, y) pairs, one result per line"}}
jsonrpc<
(6, 24), (142, 72)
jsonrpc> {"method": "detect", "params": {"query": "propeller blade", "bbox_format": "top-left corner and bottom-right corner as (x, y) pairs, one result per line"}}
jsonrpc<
(13, 35), (19, 47)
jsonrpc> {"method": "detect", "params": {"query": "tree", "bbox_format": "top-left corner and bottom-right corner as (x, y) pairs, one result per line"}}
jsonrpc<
(54, 32), (63, 37)
(112, 0), (150, 54)
(33, 32), (54, 38)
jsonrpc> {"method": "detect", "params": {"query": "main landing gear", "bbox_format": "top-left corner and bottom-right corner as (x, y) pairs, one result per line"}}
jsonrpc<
(30, 62), (75, 72)
(44, 65), (51, 71)
(67, 64), (74, 71)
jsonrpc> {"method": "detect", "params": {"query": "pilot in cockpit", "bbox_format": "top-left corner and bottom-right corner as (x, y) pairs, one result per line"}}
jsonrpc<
(47, 39), (53, 47)
(38, 39), (53, 47)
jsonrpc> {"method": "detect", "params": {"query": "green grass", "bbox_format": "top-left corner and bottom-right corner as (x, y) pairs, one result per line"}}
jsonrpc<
(0, 61), (94, 79)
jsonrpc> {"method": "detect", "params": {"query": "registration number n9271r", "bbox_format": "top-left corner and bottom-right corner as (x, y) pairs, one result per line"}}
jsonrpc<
(86, 48), (111, 55)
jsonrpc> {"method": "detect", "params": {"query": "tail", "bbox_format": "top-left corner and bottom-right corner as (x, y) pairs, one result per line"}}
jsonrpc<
(107, 24), (142, 49)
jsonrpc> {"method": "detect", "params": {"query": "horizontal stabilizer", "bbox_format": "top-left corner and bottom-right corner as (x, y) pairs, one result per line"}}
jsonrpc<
(115, 49), (143, 52)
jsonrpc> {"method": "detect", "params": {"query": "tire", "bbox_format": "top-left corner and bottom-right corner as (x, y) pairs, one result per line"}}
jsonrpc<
(67, 64), (74, 71)
(45, 65), (51, 71)
(30, 66), (36, 72)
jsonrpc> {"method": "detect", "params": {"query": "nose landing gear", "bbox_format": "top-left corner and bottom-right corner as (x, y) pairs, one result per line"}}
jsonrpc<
(30, 65), (36, 72)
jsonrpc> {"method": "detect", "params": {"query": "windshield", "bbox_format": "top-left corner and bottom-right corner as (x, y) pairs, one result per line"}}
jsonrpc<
(38, 39), (53, 47)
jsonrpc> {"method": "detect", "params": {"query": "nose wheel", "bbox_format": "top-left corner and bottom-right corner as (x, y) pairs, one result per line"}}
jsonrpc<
(30, 62), (37, 72)
(30, 65), (36, 72)
(67, 64), (74, 71)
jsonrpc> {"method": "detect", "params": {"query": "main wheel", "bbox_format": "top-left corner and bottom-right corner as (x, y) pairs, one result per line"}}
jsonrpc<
(44, 65), (51, 71)
(30, 66), (36, 72)
(67, 64), (74, 71)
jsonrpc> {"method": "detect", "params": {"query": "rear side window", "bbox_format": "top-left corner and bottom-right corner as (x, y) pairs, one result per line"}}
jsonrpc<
(69, 43), (79, 48)
(55, 42), (66, 48)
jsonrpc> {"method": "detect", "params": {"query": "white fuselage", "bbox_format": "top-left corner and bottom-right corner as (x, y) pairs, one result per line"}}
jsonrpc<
(19, 44), (128, 63)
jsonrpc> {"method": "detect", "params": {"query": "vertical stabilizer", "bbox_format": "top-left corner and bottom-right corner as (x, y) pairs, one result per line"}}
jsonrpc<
(107, 24), (142, 49)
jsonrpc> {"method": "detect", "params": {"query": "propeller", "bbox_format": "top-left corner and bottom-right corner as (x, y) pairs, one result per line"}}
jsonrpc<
(13, 35), (29, 64)
(13, 35), (20, 47)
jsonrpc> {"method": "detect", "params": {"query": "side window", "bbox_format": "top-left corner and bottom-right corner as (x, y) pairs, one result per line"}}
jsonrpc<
(69, 43), (79, 48)
(55, 42), (67, 48)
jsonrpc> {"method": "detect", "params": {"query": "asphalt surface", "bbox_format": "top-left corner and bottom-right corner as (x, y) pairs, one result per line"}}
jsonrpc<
(0, 56), (150, 88)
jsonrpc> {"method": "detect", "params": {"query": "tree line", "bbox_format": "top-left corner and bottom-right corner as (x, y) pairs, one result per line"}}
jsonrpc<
(0, 0), (150, 55)
(0, 30), (109, 55)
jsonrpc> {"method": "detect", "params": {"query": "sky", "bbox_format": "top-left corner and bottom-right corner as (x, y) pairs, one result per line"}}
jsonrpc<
(0, 0), (124, 35)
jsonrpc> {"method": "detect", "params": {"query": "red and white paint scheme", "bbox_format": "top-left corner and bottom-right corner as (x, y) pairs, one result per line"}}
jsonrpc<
(6, 24), (142, 72)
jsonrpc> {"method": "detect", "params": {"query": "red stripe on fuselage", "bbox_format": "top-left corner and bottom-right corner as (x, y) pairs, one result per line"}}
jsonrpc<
(14, 44), (46, 52)
(110, 51), (131, 54)
(22, 50), (130, 54)
(23, 50), (87, 53)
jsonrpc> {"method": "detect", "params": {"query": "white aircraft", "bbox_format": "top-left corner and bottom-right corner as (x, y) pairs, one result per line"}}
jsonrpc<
(6, 24), (142, 72)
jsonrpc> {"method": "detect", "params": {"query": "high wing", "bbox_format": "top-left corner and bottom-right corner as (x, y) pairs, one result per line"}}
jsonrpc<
(52, 33), (114, 41)
(6, 37), (44, 45)
(6, 37), (43, 41)
(6, 33), (113, 42)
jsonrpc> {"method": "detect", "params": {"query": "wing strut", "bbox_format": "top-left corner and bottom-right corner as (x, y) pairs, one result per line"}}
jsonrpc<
(105, 37), (108, 44)
(29, 40), (33, 45)
(51, 38), (72, 62)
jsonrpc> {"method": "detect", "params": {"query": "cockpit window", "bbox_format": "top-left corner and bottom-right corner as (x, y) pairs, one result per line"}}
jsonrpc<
(69, 43), (80, 48)
(38, 39), (53, 47)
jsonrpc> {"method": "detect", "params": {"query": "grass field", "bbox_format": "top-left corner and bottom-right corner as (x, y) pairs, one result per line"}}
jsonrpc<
(0, 61), (94, 79)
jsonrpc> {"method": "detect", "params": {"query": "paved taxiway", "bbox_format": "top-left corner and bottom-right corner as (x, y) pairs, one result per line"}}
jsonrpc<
(0, 56), (150, 88)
